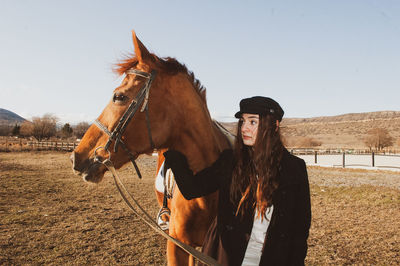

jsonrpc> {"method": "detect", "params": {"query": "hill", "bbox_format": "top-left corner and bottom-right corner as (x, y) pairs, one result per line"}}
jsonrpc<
(221, 111), (400, 150)
(0, 108), (26, 125)
(282, 111), (400, 125)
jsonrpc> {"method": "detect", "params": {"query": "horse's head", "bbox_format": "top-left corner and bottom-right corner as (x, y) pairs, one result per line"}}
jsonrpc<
(71, 31), (209, 183)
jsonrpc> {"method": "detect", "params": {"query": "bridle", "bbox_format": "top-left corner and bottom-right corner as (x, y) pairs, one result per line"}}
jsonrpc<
(93, 68), (157, 178)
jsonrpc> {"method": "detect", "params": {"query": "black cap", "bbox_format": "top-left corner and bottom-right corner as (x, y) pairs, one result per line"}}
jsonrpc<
(234, 96), (284, 121)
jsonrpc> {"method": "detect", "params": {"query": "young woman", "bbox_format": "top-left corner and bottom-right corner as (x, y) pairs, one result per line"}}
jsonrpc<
(164, 96), (311, 266)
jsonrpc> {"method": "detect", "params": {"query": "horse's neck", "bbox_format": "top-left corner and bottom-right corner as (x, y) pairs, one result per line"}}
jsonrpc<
(173, 116), (228, 173)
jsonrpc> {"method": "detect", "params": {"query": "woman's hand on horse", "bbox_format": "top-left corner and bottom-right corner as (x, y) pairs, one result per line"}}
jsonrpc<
(163, 150), (190, 174)
(163, 149), (234, 175)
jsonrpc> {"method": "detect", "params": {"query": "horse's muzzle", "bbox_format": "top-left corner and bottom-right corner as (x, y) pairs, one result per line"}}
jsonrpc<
(70, 151), (106, 183)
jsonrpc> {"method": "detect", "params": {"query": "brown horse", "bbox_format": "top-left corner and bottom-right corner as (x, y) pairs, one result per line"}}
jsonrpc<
(71, 31), (230, 265)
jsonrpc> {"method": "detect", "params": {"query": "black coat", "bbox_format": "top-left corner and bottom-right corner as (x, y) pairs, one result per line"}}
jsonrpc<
(165, 149), (311, 266)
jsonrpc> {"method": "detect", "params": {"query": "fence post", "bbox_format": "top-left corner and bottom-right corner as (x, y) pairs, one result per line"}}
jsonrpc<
(5, 137), (8, 152)
(314, 150), (317, 164)
(342, 152), (346, 168)
(372, 152), (375, 167)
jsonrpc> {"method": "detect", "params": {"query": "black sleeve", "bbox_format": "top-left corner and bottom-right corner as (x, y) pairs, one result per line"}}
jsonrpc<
(164, 149), (234, 200)
(291, 160), (312, 264)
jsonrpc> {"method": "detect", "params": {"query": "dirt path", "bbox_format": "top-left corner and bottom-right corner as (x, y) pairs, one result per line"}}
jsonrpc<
(0, 152), (166, 265)
(0, 152), (399, 265)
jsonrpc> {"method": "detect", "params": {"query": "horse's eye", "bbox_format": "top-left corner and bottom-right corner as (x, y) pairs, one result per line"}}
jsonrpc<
(113, 93), (127, 103)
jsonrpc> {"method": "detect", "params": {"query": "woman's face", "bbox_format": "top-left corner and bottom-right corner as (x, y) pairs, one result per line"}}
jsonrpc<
(240, 113), (259, 146)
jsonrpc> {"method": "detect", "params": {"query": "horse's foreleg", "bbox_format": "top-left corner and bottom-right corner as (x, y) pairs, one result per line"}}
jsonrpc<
(155, 190), (164, 208)
(188, 254), (195, 266)
(167, 214), (197, 266)
(166, 239), (190, 266)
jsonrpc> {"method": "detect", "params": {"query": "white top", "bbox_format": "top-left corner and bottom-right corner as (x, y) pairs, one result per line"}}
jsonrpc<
(241, 206), (274, 266)
(155, 161), (165, 193)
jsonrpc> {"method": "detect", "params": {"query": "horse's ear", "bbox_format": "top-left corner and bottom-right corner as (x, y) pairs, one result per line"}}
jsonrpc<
(132, 30), (152, 63)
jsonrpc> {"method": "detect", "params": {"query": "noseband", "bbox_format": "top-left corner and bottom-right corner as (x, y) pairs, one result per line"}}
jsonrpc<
(94, 68), (157, 178)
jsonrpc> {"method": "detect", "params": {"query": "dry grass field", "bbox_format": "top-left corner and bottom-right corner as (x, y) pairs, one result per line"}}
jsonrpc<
(1, 151), (399, 265)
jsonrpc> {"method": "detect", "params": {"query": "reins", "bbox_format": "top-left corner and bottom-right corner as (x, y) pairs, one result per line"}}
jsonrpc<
(93, 68), (221, 266)
(102, 158), (220, 266)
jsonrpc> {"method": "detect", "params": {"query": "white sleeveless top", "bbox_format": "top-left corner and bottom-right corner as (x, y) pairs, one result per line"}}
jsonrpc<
(241, 206), (274, 266)
(155, 161), (165, 193)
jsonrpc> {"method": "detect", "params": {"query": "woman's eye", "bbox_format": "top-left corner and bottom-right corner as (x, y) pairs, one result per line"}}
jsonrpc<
(113, 93), (127, 103)
(251, 120), (257, 125)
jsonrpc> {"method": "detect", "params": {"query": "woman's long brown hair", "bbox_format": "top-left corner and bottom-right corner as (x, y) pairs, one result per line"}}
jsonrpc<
(230, 114), (284, 220)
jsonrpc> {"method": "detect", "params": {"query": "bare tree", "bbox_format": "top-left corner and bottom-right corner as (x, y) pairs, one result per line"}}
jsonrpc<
(364, 128), (393, 151)
(20, 121), (34, 137)
(73, 122), (90, 139)
(21, 114), (58, 141)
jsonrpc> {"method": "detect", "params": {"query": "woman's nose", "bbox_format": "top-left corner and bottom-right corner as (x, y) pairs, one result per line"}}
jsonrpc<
(241, 123), (249, 133)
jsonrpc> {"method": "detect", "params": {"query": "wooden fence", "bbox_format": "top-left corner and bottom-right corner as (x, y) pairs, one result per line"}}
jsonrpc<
(27, 141), (79, 151)
(294, 150), (400, 170)
(1, 138), (400, 170)
(0, 137), (79, 152)
(289, 148), (400, 155)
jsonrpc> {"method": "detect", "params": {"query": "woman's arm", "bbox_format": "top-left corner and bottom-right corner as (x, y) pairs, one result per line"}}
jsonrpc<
(164, 149), (234, 200)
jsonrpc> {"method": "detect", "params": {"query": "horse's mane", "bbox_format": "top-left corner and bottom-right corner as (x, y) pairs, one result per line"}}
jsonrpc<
(114, 54), (207, 103)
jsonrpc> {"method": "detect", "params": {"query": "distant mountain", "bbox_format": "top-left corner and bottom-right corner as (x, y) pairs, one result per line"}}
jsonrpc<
(0, 108), (26, 125)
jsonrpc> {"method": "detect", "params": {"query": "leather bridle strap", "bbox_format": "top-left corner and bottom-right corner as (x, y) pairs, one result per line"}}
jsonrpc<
(107, 69), (156, 153)
(93, 69), (157, 179)
(94, 119), (142, 178)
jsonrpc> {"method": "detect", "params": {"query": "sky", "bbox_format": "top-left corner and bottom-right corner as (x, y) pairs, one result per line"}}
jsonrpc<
(0, 0), (399, 124)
